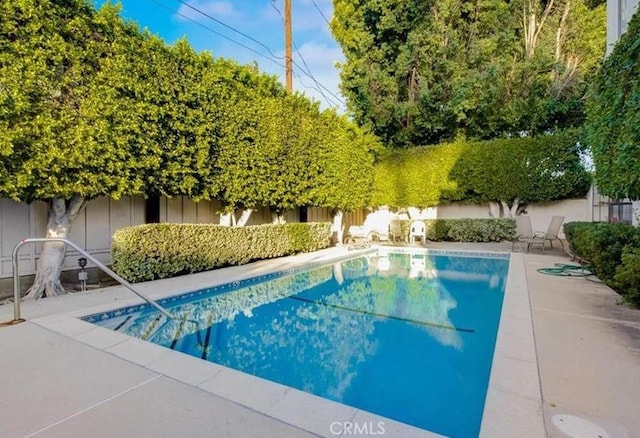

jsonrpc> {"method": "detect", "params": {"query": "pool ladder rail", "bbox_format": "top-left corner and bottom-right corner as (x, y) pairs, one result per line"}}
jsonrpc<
(5, 237), (174, 325)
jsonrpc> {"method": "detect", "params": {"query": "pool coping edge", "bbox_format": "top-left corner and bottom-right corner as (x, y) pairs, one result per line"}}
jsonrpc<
(27, 246), (544, 438)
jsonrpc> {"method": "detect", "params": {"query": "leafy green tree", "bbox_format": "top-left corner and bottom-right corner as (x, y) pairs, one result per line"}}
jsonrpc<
(585, 8), (640, 200)
(306, 110), (378, 242)
(309, 111), (377, 212)
(212, 93), (321, 224)
(0, 0), (381, 300)
(332, 0), (605, 146)
(179, 47), (285, 225)
(450, 131), (591, 215)
(0, 1), (214, 298)
(372, 132), (591, 214)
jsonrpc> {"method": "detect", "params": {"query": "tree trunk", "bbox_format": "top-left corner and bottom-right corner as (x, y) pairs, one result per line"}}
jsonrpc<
(488, 202), (502, 218)
(496, 199), (520, 218)
(509, 198), (520, 217)
(499, 200), (512, 218)
(219, 212), (232, 226)
(25, 196), (86, 300)
(271, 210), (286, 224)
(407, 207), (423, 219)
(331, 210), (344, 245)
(523, 0), (555, 59)
(236, 208), (253, 227)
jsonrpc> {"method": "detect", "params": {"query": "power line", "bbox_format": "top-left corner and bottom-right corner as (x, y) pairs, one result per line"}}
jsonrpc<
(174, 0), (285, 60)
(149, 0), (285, 68)
(295, 73), (340, 108)
(292, 43), (337, 107)
(160, 0), (346, 107)
(309, 0), (331, 26)
(270, 0), (345, 107)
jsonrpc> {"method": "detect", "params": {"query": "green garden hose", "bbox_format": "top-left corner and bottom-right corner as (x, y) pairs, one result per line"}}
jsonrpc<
(537, 263), (602, 282)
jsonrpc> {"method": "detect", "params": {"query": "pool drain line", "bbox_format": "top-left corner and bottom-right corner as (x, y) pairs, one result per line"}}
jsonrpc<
(288, 295), (474, 333)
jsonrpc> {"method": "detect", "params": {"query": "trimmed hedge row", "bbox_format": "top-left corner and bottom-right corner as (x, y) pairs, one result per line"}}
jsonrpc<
(398, 218), (516, 242)
(112, 222), (332, 282)
(372, 132), (591, 208)
(564, 222), (640, 306)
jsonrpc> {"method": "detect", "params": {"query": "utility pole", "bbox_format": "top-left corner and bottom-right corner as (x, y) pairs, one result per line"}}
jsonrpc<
(284, 0), (293, 91)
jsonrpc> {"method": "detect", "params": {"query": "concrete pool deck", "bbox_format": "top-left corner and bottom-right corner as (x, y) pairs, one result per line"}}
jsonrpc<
(1, 243), (639, 437)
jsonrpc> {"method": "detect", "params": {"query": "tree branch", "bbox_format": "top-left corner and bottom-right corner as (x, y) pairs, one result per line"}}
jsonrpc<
(66, 195), (86, 221)
(533, 0), (555, 46)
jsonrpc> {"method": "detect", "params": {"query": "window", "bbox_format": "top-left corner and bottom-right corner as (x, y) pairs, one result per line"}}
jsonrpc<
(608, 200), (633, 224)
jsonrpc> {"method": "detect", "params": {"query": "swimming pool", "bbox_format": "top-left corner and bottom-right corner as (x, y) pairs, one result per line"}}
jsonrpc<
(86, 250), (509, 438)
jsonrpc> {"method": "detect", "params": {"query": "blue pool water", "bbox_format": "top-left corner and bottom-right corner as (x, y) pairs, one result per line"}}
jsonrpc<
(86, 250), (509, 438)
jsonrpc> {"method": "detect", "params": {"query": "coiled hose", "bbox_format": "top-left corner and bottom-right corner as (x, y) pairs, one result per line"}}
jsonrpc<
(537, 263), (602, 282)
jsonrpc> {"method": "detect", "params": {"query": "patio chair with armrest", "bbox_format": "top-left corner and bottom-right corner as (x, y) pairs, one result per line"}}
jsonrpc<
(512, 215), (565, 253)
(512, 215), (545, 253)
(540, 215), (565, 250)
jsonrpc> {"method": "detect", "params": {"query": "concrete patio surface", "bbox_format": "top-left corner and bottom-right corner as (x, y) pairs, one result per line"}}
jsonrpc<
(1, 243), (639, 437)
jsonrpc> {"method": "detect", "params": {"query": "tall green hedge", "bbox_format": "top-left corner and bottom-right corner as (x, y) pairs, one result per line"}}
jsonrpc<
(564, 222), (640, 306)
(397, 219), (516, 242)
(112, 222), (332, 282)
(585, 8), (640, 200)
(372, 133), (591, 208)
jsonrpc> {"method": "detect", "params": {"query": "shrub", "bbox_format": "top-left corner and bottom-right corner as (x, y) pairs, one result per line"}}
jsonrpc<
(563, 221), (598, 260)
(112, 222), (332, 282)
(398, 218), (516, 242)
(564, 222), (640, 280)
(432, 220), (452, 241)
(564, 221), (640, 306)
(445, 219), (516, 242)
(614, 248), (640, 306)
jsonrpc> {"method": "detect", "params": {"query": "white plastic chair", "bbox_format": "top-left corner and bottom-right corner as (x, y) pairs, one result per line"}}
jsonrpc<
(409, 221), (426, 244)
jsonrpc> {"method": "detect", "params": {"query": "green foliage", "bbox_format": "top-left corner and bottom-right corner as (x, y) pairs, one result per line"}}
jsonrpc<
(0, 1), (148, 201)
(614, 249), (640, 306)
(112, 223), (333, 282)
(372, 143), (464, 207)
(212, 94), (379, 214)
(562, 221), (593, 256)
(444, 219), (517, 242)
(585, 8), (640, 200)
(398, 219), (516, 242)
(373, 133), (591, 207)
(564, 221), (640, 306)
(332, 0), (606, 146)
(451, 132), (591, 205)
(308, 111), (378, 211)
(0, 0), (377, 214)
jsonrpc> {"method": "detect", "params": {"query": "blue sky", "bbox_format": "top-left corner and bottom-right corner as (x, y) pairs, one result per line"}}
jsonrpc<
(94, 0), (345, 111)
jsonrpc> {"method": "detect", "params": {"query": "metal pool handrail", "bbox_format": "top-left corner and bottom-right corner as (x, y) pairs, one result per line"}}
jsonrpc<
(10, 237), (173, 323)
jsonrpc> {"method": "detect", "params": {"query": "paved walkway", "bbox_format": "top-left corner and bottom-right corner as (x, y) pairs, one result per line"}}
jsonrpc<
(1, 243), (639, 438)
